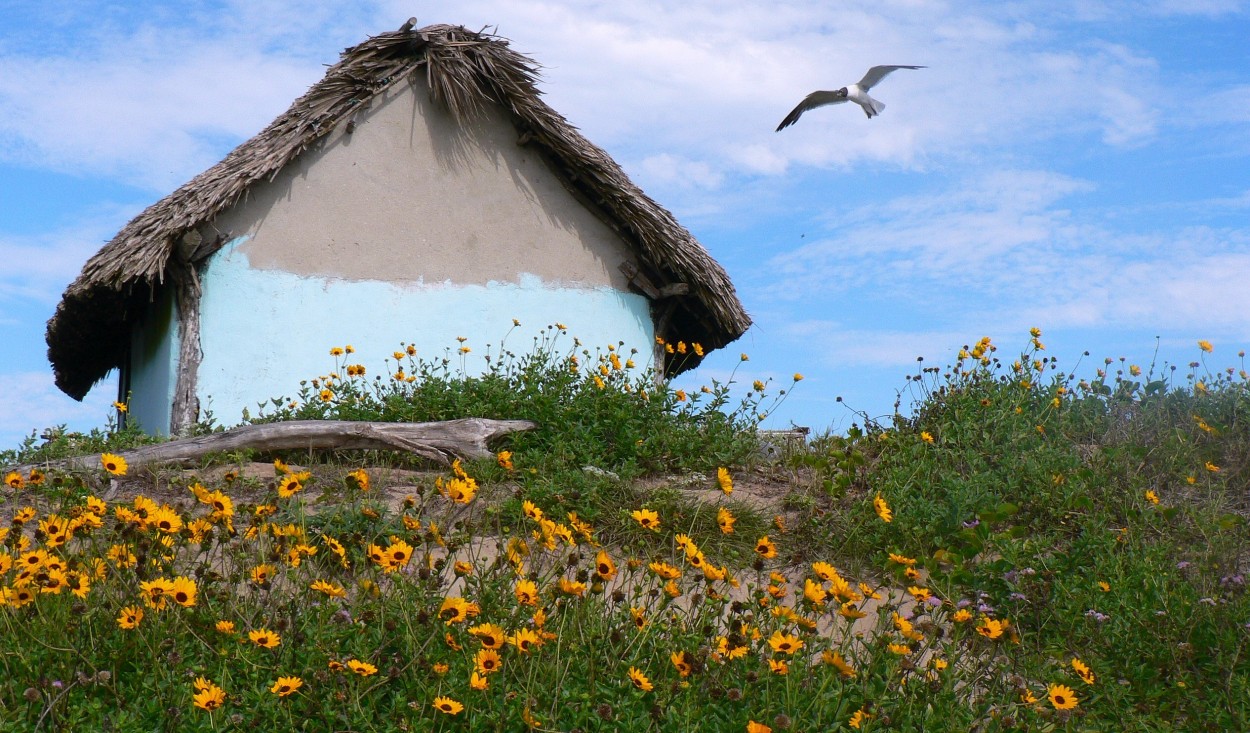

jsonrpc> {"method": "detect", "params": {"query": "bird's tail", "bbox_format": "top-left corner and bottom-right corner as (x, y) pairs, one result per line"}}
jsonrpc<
(865, 95), (886, 118)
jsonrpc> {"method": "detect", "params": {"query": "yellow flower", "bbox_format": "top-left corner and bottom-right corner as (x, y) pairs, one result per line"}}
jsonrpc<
(270, 676), (303, 696)
(474, 648), (502, 675)
(346, 659), (377, 676)
(432, 696), (464, 715)
(439, 596), (480, 625)
(717, 507), (736, 534)
(139, 577), (174, 610)
(671, 650), (693, 677)
(976, 617), (1008, 640)
(251, 564), (276, 586)
(440, 476), (478, 504)
(1205, 461), (1220, 472)
(594, 550), (617, 580)
(117, 605), (143, 629)
(276, 474), (306, 499)
(768, 658), (789, 674)
(515, 579), (539, 607)
(628, 666), (654, 692)
(803, 578), (827, 607)
(920, 431), (934, 444)
(384, 539), (415, 570)
(169, 576), (198, 607)
(1048, 683), (1079, 709)
(311, 579), (346, 598)
(848, 708), (871, 729)
(888, 552), (916, 566)
(216, 620), (236, 634)
(4, 471), (23, 490)
(192, 682), (226, 711)
(717, 467), (733, 495)
(1072, 657), (1096, 685)
(248, 629), (281, 648)
(345, 468), (370, 492)
(100, 453), (128, 476)
(1198, 339), (1214, 353)
(793, 373), (803, 382)
(559, 577), (586, 597)
(768, 630), (804, 655)
(754, 536), (778, 559)
(1145, 490), (1159, 505)
(747, 722), (772, 733)
(470, 672), (489, 690)
(1098, 581), (1110, 592)
(631, 508), (660, 531)
(509, 628), (542, 654)
(873, 495), (893, 523)
(469, 623), (507, 650)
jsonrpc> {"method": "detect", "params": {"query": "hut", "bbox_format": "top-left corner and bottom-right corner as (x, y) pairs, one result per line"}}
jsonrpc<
(46, 22), (751, 436)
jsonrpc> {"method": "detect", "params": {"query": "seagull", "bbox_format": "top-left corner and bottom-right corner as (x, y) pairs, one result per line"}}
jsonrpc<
(776, 65), (925, 130)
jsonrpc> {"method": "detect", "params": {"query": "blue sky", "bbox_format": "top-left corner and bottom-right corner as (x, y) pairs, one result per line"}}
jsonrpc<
(2, 0), (1249, 447)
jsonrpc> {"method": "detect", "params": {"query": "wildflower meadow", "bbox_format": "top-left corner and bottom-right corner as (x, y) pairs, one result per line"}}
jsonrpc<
(1, 327), (1246, 731)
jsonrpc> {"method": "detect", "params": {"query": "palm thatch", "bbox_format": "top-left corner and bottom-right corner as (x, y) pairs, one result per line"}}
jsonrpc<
(47, 22), (751, 401)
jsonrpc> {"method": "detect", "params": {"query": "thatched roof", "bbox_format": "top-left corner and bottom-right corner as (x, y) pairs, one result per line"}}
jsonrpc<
(47, 22), (751, 401)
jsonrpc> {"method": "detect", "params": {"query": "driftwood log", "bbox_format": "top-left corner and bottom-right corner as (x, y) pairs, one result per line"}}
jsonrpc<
(6, 419), (535, 474)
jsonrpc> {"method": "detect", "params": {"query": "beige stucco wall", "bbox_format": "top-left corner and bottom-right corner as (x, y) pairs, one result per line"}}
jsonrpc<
(205, 77), (636, 289)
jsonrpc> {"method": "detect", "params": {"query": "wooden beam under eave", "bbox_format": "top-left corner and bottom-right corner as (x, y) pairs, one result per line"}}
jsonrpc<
(169, 261), (203, 436)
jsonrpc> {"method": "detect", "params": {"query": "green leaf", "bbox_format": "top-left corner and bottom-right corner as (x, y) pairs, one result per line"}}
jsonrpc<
(1217, 513), (1246, 530)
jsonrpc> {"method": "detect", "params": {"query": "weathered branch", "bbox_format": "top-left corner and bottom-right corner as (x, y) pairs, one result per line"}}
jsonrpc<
(5, 418), (535, 474)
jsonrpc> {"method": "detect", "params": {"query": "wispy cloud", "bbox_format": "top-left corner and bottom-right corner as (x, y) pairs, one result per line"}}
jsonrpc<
(766, 168), (1250, 338)
(781, 323), (971, 368)
(0, 371), (118, 450)
(0, 4), (385, 191)
(0, 213), (135, 316)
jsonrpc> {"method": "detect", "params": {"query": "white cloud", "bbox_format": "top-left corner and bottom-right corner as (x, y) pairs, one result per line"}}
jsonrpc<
(0, 213), (135, 316)
(0, 4), (382, 191)
(1148, 0), (1246, 16)
(636, 153), (724, 190)
(0, 371), (117, 451)
(0, 0), (1194, 203)
(765, 169), (1250, 338)
(781, 322), (970, 368)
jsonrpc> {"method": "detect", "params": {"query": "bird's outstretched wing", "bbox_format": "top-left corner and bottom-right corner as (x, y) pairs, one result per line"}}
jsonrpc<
(857, 65), (925, 91)
(775, 90), (848, 131)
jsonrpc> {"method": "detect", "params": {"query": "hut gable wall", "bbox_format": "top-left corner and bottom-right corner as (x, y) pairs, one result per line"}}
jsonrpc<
(207, 79), (636, 290)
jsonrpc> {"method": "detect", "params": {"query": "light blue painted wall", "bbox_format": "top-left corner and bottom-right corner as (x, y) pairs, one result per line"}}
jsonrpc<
(126, 288), (179, 435)
(193, 237), (655, 425)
